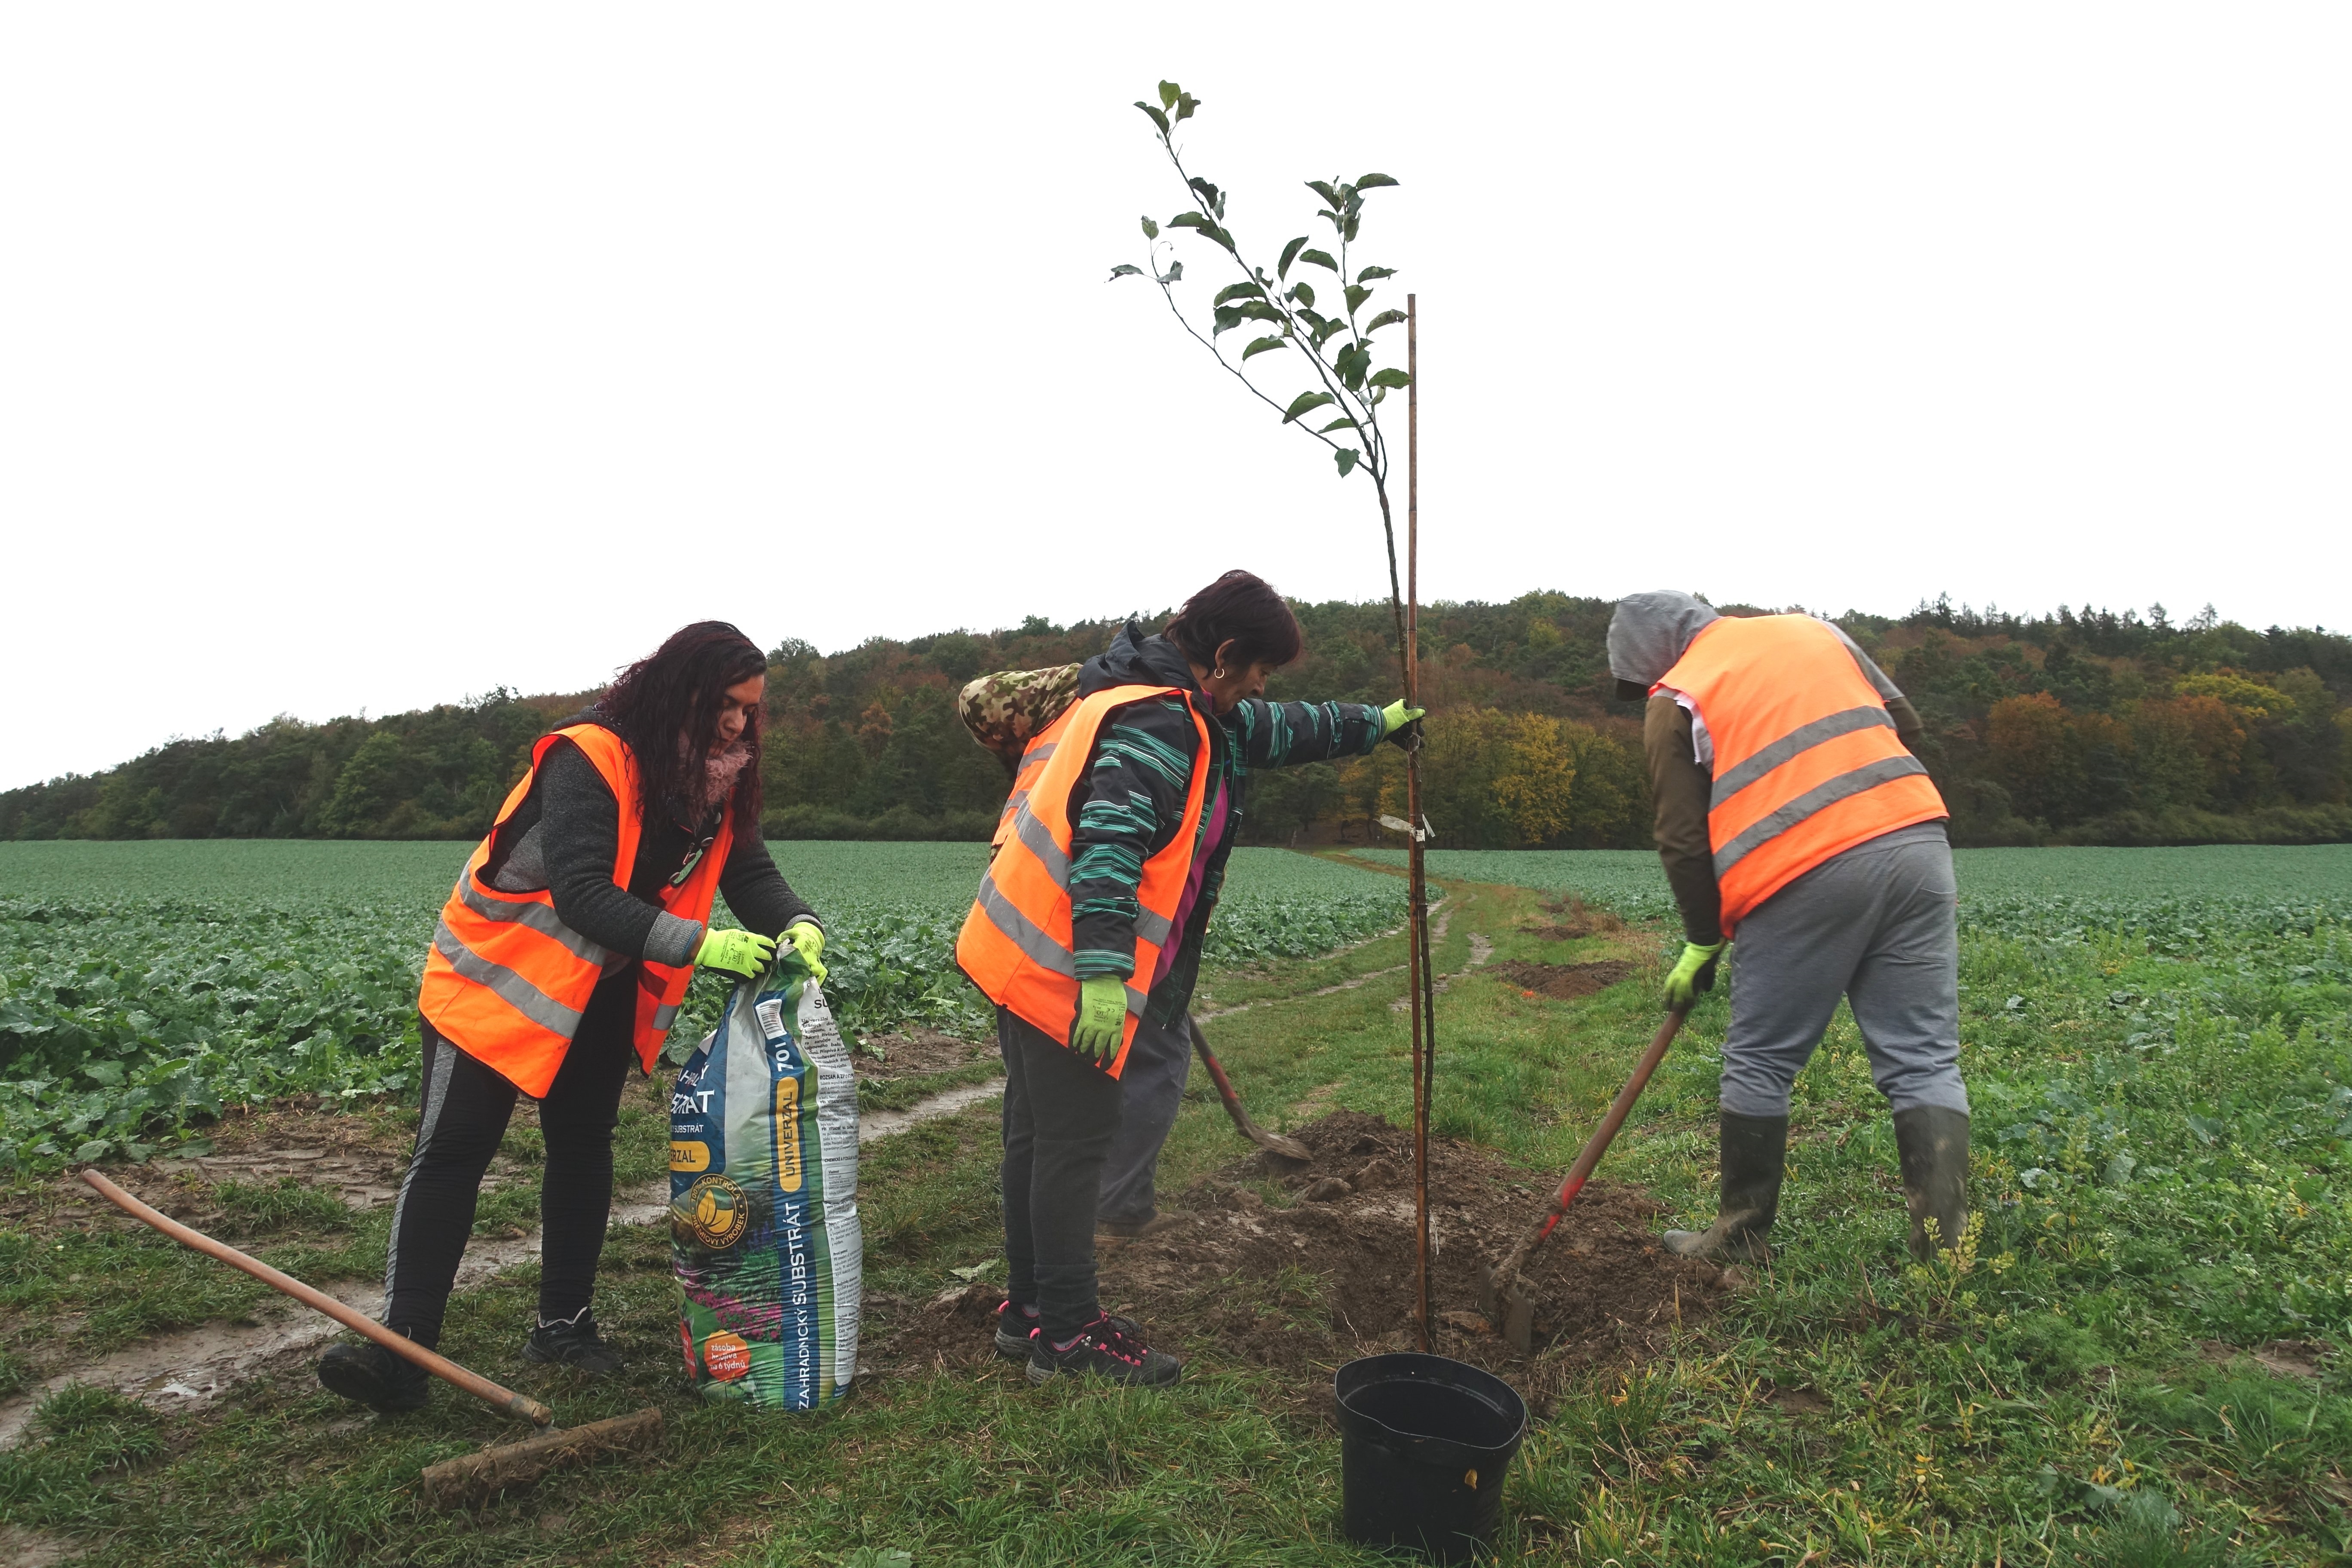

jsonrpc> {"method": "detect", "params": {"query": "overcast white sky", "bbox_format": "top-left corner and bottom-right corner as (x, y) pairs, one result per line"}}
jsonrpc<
(3, 5), (2346, 789)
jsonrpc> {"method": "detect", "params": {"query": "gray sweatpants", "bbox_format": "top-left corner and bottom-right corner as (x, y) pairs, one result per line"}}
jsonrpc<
(1098, 1011), (1191, 1226)
(1720, 822), (1967, 1120)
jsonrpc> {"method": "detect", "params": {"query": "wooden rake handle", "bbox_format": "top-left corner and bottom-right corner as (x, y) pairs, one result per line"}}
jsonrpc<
(81, 1168), (554, 1427)
(1489, 1007), (1689, 1289)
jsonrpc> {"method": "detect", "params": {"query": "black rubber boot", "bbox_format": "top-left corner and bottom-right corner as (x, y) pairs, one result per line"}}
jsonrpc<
(1663, 1112), (1788, 1262)
(523, 1308), (624, 1375)
(317, 1339), (430, 1413)
(1892, 1106), (1971, 1261)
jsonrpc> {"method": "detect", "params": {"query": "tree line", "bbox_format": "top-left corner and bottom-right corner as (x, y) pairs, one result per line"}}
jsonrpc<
(5, 594), (2347, 849)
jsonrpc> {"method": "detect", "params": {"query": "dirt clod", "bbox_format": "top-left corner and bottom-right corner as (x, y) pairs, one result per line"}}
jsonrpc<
(1302, 1177), (1352, 1203)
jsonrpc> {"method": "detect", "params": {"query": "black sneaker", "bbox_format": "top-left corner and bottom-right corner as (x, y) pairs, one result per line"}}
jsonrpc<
(317, 1340), (430, 1413)
(1026, 1313), (1182, 1387)
(523, 1309), (624, 1375)
(995, 1300), (1041, 1360)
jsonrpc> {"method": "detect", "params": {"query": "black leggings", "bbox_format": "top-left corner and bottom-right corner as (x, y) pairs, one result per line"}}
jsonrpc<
(383, 970), (639, 1348)
(998, 1007), (1124, 1340)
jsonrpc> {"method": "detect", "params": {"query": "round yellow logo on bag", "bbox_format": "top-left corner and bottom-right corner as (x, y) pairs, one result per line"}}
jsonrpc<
(680, 1174), (749, 1250)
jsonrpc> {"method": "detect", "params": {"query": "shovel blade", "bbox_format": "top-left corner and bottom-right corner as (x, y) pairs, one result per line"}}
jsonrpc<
(1477, 1261), (1534, 1356)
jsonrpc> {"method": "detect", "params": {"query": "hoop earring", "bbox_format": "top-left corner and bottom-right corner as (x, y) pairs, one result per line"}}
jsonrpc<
(1212, 668), (1226, 680)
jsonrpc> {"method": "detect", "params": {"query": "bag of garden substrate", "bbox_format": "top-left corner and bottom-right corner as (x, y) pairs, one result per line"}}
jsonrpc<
(670, 950), (860, 1408)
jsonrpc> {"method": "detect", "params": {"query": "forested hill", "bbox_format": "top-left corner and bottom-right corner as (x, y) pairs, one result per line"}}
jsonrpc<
(6, 595), (2349, 850)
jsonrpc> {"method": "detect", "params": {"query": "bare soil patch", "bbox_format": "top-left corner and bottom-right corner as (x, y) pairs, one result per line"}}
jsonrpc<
(1526, 897), (1625, 940)
(852, 1027), (991, 1079)
(865, 1111), (1722, 1413)
(1492, 959), (1637, 1001)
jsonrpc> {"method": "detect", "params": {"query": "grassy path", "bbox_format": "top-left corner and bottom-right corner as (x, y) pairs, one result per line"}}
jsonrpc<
(3, 861), (2348, 1565)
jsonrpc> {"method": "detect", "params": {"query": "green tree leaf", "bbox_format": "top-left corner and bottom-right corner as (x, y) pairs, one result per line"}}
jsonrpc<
(1283, 391), (1335, 424)
(1214, 282), (1266, 305)
(1363, 309), (1407, 334)
(1343, 213), (1360, 243)
(1278, 236), (1308, 279)
(1213, 306), (1243, 336)
(1158, 81), (1180, 110)
(1317, 416), (1358, 434)
(1141, 217), (1159, 240)
(1235, 299), (1282, 323)
(1174, 91), (1200, 122)
(1170, 211), (1214, 232)
(1136, 102), (1170, 135)
(1109, 263), (1145, 280)
(1312, 317), (1349, 347)
(1241, 335), (1287, 361)
(1336, 345), (1372, 389)
(1356, 173), (1400, 190)
(1300, 248), (1339, 273)
(1307, 179), (1345, 208)
(1335, 448), (1360, 477)
(1356, 266), (1396, 282)
(1159, 260), (1184, 284)
(1289, 282), (1317, 309)
(1188, 177), (1224, 217)
(1369, 367), (1411, 389)
(1345, 285), (1372, 315)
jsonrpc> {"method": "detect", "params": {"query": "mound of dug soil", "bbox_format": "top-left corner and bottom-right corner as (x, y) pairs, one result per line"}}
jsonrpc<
(1491, 959), (1636, 1000)
(868, 1111), (1723, 1412)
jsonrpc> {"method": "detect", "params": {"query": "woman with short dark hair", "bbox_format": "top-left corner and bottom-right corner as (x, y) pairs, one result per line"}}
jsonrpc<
(318, 622), (827, 1412)
(957, 570), (1421, 1384)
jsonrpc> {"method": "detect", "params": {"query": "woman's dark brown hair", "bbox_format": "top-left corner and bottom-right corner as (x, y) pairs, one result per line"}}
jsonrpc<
(595, 621), (768, 823)
(1164, 570), (1303, 672)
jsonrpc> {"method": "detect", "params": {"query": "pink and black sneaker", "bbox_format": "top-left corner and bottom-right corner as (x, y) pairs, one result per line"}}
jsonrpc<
(1026, 1312), (1182, 1387)
(994, 1300), (1041, 1361)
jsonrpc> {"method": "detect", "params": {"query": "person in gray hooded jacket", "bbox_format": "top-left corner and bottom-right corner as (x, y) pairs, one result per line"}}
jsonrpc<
(1608, 590), (1971, 1264)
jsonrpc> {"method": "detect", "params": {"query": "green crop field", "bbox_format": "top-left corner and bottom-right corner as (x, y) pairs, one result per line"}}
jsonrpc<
(0, 842), (1399, 1171)
(0, 839), (2346, 1563)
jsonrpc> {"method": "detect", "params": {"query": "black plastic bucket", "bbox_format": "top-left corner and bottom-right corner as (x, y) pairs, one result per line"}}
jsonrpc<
(1335, 1353), (1528, 1562)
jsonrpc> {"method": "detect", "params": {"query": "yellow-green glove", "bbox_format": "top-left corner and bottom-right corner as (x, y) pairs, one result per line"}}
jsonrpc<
(1379, 698), (1427, 750)
(1069, 975), (1129, 1066)
(695, 927), (776, 979)
(1663, 940), (1726, 1011)
(782, 921), (827, 986)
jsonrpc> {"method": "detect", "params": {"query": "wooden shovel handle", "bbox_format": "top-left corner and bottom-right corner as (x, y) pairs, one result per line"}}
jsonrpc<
(80, 1168), (554, 1427)
(1490, 1008), (1688, 1288)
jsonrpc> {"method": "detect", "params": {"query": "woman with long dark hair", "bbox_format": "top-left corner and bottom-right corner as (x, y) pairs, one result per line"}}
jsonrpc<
(318, 622), (826, 1412)
(957, 570), (1421, 1384)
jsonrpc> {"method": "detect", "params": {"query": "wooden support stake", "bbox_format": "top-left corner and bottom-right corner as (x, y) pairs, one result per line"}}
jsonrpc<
(80, 1168), (554, 1427)
(1406, 291), (1433, 1354)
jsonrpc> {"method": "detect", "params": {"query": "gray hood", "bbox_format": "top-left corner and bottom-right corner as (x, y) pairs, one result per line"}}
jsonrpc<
(1607, 591), (1721, 695)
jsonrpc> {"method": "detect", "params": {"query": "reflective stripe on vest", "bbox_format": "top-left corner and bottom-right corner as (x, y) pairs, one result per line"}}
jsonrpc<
(955, 684), (1211, 1078)
(1658, 616), (1946, 934)
(416, 723), (732, 1097)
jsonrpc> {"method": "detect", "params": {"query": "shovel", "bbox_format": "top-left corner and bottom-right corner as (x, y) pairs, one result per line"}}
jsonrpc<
(1189, 1015), (1311, 1162)
(1477, 1008), (1689, 1354)
(81, 1168), (664, 1508)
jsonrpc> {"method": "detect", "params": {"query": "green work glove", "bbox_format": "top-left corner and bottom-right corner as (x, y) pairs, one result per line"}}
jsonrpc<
(1068, 974), (1129, 1066)
(1379, 698), (1427, 750)
(1662, 940), (1726, 1011)
(695, 927), (776, 979)
(781, 921), (827, 986)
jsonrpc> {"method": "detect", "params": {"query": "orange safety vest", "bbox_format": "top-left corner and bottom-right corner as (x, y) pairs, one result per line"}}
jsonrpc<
(1657, 615), (1946, 934)
(416, 724), (733, 1097)
(954, 684), (1212, 1078)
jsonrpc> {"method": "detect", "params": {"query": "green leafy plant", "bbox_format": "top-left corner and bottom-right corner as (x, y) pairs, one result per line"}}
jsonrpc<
(1112, 80), (1414, 612)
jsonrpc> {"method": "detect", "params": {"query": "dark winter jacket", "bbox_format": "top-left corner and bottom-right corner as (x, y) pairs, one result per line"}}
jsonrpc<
(481, 717), (819, 966)
(1065, 621), (1385, 1023)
